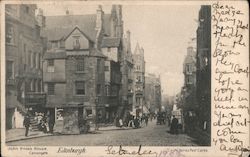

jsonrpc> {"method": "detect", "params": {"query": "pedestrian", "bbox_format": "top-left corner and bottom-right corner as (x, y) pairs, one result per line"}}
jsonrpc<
(145, 115), (148, 126)
(170, 115), (178, 134)
(23, 114), (30, 137)
(119, 118), (123, 128)
(48, 115), (55, 134)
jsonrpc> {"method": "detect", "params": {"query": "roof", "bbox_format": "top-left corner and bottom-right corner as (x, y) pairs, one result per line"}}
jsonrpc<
(41, 14), (111, 42)
(44, 51), (67, 59)
(101, 37), (121, 47)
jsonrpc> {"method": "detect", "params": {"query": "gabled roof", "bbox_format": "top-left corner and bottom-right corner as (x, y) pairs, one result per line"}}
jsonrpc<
(101, 37), (121, 47)
(63, 26), (93, 42)
(41, 14), (111, 42)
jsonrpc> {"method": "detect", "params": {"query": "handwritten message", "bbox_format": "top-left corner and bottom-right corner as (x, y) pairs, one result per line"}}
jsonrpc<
(212, 1), (249, 156)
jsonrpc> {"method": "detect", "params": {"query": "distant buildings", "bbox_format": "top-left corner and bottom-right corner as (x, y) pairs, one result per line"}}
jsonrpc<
(182, 46), (197, 113)
(5, 4), (46, 129)
(132, 43), (146, 116)
(145, 73), (162, 114)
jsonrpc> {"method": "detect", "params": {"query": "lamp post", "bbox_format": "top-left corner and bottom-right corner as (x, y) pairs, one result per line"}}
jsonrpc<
(95, 97), (99, 131)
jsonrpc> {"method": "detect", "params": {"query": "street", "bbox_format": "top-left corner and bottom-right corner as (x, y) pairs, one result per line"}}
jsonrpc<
(7, 120), (197, 146)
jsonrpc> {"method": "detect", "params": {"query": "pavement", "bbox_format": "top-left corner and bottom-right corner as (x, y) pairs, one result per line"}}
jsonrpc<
(6, 128), (53, 143)
(7, 120), (198, 146)
(5, 123), (128, 143)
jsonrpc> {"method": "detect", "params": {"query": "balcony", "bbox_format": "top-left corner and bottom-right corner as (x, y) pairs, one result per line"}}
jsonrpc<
(25, 92), (46, 106)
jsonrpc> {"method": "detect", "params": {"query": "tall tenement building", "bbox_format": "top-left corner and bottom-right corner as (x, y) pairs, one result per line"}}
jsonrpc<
(132, 43), (146, 116)
(196, 5), (211, 134)
(42, 5), (133, 133)
(5, 4), (46, 129)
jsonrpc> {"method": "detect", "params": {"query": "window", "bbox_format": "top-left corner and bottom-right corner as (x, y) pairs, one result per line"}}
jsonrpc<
(47, 59), (54, 72)
(32, 79), (36, 92)
(48, 83), (55, 95)
(37, 53), (40, 69)
(86, 109), (92, 117)
(37, 80), (41, 92)
(136, 76), (141, 82)
(28, 51), (32, 66)
(96, 84), (101, 95)
(105, 85), (110, 96)
(33, 53), (36, 68)
(111, 86), (117, 96)
(48, 59), (54, 66)
(104, 66), (109, 71)
(73, 36), (80, 50)
(25, 6), (29, 14)
(97, 59), (101, 72)
(187, 76), (193, 84)
(30, 80), (34, 91)
(75, 81), (85, 95)
(6, 24), (14, 44)
(6, 60), (14, 79)
(76, 58), (84, 72)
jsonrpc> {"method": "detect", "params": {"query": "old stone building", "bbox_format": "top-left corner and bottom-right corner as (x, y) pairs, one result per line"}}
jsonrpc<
(42, 6), (110, 133)
(196, 6), (211, 134)
(145, 73), (161, 114)
(5, 4), (46, 129)
(132, 43), (146, 116)
(42, 5), (133, 132)
(182, 46), (197, 111)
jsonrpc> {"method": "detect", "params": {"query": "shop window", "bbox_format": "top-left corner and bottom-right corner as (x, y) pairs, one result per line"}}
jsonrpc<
(75, 81), (85, 95)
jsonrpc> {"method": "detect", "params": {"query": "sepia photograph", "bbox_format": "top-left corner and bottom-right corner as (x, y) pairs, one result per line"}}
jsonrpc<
(4, 2), (213, 147)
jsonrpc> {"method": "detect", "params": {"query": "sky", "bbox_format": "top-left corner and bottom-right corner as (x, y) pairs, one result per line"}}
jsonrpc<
(37, 3), (200, 96)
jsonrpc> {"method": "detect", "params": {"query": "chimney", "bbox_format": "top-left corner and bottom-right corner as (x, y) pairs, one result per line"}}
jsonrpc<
(95, 5), (104, 30)
(36, 8), (45, 28)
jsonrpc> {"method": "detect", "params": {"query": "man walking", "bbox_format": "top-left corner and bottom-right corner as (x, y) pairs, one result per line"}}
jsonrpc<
(171, 115), (178, 134)
(23, 114), (30, 137)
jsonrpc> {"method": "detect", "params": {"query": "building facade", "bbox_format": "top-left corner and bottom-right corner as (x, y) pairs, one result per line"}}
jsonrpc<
(42, 6), (108, 133)
(132, 43), (146, 116)
(42, 5), (133, 132)
(196, 6), (211, 133)
(5, 4), (46, 129)
(145, 73), (162, 114)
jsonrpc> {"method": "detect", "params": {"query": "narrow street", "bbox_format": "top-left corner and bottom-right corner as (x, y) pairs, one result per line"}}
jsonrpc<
(7, 120), (197, 146)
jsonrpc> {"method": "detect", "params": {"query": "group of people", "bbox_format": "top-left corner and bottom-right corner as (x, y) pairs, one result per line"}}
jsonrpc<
(116, 113), (149, 129)
(23, 112), (55, 137)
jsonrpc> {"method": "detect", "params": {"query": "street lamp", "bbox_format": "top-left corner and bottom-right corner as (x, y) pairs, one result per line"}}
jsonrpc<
(95, 97), (99, 131)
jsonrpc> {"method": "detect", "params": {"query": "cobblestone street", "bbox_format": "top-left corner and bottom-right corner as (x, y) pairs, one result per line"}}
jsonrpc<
(7, 120), (197, 146)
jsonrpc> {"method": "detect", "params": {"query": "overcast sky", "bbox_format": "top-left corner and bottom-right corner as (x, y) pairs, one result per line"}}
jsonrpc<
(38, 3), (200, 96)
